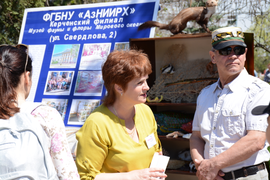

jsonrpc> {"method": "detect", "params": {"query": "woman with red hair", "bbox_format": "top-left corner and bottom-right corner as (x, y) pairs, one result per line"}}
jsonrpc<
(76, 49), (167, 180)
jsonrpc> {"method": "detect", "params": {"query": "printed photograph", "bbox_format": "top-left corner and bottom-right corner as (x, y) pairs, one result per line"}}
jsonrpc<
(114, 42), (129, 50)
(68, 99), (100, 125)
(44, 71), (74, 95)
(41, 99), (68, 121)
(79, 43), (111, 70)
(74, 71), (103, 96)
(50, 44), (80, 68)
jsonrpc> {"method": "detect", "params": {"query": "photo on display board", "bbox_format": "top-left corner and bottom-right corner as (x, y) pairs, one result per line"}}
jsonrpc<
(41, 98), (68, 121)
(74, 70), (103, 96)
(79, 43), (111, 70)
(44, 71), (74, 95)
(114, 42), (130, 50)
(18, 0), (160, 127)
(50, 44), (80, 68)
(68, 99), (100, 125)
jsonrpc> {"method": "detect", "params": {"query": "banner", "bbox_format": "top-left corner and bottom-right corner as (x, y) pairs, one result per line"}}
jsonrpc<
(18, 0), (159, 127)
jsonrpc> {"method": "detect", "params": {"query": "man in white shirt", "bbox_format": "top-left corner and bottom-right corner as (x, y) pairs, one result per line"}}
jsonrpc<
(190, 27), (270, 180)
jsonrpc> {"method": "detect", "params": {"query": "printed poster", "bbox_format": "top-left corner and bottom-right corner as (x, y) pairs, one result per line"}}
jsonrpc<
(19, 0), (160, 127)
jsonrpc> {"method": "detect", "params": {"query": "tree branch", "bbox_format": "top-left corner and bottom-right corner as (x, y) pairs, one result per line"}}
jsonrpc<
(255, 43), (270, 53)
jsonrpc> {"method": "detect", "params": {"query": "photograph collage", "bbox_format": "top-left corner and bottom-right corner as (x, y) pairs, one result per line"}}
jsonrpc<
(41, 42), (129, 126)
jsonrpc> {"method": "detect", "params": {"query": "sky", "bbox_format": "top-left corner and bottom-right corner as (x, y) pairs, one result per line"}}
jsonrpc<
(237, 15), (252, 32)
(53, 44), (73, 54)
(223, 1), (270, 32)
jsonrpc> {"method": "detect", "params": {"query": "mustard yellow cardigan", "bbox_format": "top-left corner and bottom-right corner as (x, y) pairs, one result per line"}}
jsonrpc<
(76, 103), (162, 180)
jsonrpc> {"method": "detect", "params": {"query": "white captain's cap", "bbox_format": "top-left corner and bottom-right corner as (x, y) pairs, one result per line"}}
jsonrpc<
(211, 27), (247, 50)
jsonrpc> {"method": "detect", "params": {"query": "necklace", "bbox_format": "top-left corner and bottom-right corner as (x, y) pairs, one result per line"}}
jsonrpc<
(112, 106), (136, 136)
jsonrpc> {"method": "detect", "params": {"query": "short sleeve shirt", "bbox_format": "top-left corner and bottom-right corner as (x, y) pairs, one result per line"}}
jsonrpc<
(192, 69), (270, 172)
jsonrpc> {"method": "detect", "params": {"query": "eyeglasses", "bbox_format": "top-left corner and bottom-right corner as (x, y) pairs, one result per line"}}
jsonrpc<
(218, 46), (246, 56)
(0, 44), (29, 72)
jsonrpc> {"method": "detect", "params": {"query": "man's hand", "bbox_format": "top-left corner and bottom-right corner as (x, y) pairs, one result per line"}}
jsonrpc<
(195, 159), (224, 180)
(194, 158), (203, 170)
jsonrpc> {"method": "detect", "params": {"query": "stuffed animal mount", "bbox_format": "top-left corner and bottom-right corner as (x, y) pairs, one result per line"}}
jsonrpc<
(138, 0), (218, 35)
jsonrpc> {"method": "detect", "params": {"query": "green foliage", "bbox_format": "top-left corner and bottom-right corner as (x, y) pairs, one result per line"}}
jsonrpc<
(47, 0), (83, 6)
(0, 0), (46, 44)
(190, 1), (206, 7)
(184, 27), (206, 33)
(254, 48), (270, 73)
(248, 9), (270, 73)
(213, 14), (223, 22)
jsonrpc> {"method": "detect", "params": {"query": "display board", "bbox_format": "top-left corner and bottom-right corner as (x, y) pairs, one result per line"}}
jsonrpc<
(18, 0), (159, 127)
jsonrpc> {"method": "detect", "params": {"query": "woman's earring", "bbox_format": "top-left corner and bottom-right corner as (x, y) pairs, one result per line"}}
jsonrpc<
(121, 92), (123, 96)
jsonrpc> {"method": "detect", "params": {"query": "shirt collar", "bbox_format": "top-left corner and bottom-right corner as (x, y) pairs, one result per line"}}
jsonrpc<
(213, 68), (249, 93)
(213, 80), (222, 93)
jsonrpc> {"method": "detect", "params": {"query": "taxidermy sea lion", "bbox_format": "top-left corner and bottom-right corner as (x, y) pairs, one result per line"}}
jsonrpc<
(138, 0), (218, 34)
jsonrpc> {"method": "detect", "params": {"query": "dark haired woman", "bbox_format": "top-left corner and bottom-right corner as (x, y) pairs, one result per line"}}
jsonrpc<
(76, 49), (167, 180)
(0, 45), (79, 180)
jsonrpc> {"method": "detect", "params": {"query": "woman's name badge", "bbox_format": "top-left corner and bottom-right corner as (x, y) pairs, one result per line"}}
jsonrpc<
(145, 133), (157, 149)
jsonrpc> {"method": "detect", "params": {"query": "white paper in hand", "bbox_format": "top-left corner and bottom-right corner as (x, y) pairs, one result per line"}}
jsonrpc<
(149, 153), (170, 170)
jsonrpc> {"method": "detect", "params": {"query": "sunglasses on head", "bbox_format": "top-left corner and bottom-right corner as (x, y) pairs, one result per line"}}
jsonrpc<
(0, 44), (29, 73)
(218, 46), (246, 56)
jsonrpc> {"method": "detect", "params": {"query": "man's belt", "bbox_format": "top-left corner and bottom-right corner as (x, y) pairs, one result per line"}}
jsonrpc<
(223, 162), (265, 180)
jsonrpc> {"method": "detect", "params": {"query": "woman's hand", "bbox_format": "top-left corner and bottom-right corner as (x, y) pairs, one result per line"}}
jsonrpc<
(128, 168), (167, 180)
